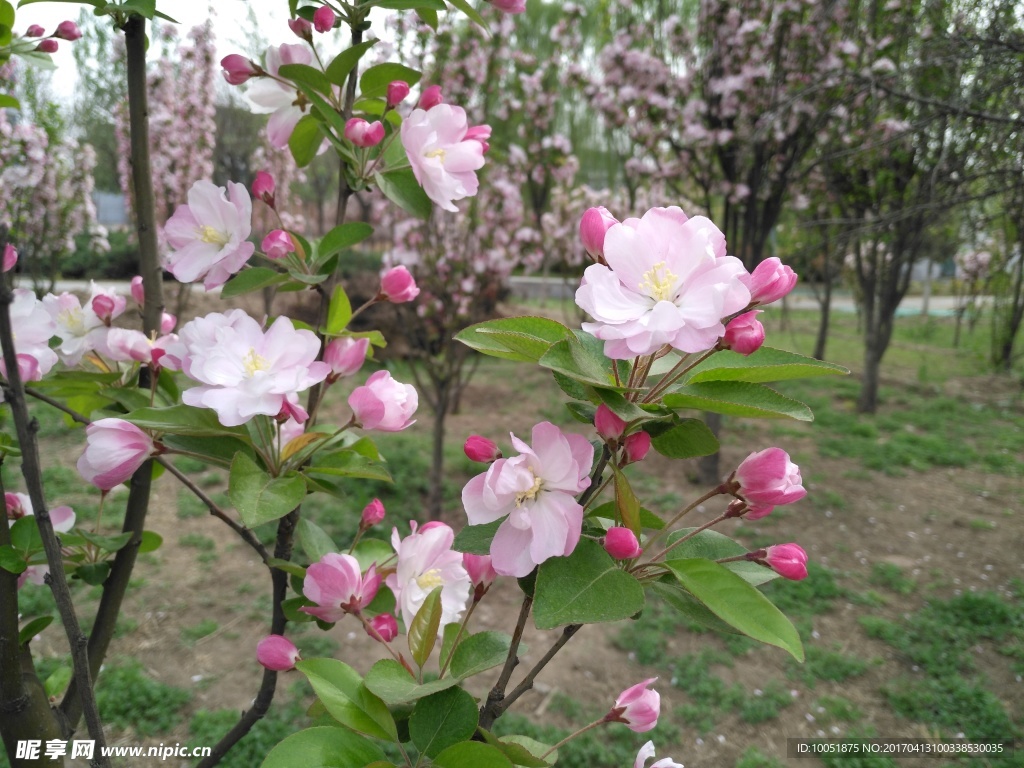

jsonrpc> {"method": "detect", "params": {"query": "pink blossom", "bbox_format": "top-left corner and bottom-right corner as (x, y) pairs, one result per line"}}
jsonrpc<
(732, 447), (806, 519)
(366, 613), (398, 642)
(44, 291), (106, 366)
(288, 17), (312, 39)
(256, 635), (300, 671)
(763, 543), (808, 580)
(604, 527), (642, 559)
(54, 21), (81, 41)
(387, 81), (410, 108)
(576, 207), (751, 359)
(35, 40), (58, 53)
(462, 553), (497, 600)
(101, 329), (155, 364)
(348, 370), (418, 432)
(387, 521), (471, 629)
(464, 124), (492, 153)
(462, 421), (593, 577)
(178, 311), (330, 427)
(77, 419), (155, 491)
(246, 43), (317, 148)
(417, 85), (443, 110)
(313, 5), (336, 32)
(345, 118), (385, 148)
(5, 494), (75, 587)
(130, 276), (145, 305)
(607, 678), (660, 732)
(262, 229), (294, 260)
(380, 266), (420, 303)
(324, 337), (369, 380)
(252, 171), (275, 206)
(361, 498), (385, 528)
(2, 244), (17, 272)
(595, 404), (626, 441)
(634, 741), (684, 768)
(401, 104), (487, 212)
(622, 431), (652, 465)
(744, 257), (797, 306)
(164, 180), (255, 290)
(579, 206), (618, 260)
(489, 0), (527, 12)
(221, 54), (259, 86)
(24, 24), (45, 37)
(91, 294), (117, 324)
(160, 313), (176, 334)
(722, 309), (765, 355)
(464, 435), (501, 463)
(1, 290), (57, 381)
(300, 553), (381, 623)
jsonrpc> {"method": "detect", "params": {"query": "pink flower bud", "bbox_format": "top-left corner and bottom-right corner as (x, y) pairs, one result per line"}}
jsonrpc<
(3, 244), (18, 273)
(54, 21), (81, 41)
(256, 634), (300, 671)
(348, 370), (418, 432)
(607, 678), (660, 732)
(313, 4), (336, 32)
(301, 554), (381, 623)
(262, 229), (295, 260)
(763, 543), (808, 580)
(463, 553), (497, 599)
(464, 124), (492, 153)
(344, 118), (385, 148)
(77, 419), (155, 491)
(387, 80), (410, 108)
(221, 54), (259, 86)
(276, 397), (309, 425)
(324, 336), (369, 379)
(360, 498), (385, 528)
(579, 206), (618, 260)
(160, 312), (176, 335)
(252, 171), (276, 206)
(380, 266), (420, 303)
(24, 24), (45, 38)
(594, 404), (626, 441)
(604, 527), (642, 560)
(14, 354), (39, 384)
(722, 310), (765, 356)
(130, 275), (144, 305)
(464, 435), (501, 463)
(91, 294), (116, 324)
(489, 0), (527, 12)
(288, 17), (313, 39)
(35, 39), (58, 53)
(745, 257), (798, 306)
(622, 431), (651, 465)
(732, 447), (806, 520)
(367, 613), (398, 643)
(417, 84), (443, 110)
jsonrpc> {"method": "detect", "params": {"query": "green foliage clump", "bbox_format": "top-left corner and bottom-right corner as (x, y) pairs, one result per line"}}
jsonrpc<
(96, 661), (191, 736)
(189, 694), (310, 768)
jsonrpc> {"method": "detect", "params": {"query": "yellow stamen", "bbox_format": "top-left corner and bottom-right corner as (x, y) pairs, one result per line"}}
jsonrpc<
(515, 474), (544, 507)
(198, 225), (229, 246)
(57, 308), (86, 335)
(416, 568), (444, 590)
(425, 148), (446, 162)
(639, 261), (678, 303)
(243, 348), (268, 376)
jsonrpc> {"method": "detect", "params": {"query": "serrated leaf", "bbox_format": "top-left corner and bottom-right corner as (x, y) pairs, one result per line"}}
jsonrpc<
(360, 62), (421, 99)
(260, 726), (386, 768)
(124, 404), (250, 438)
(295, 659), (397, 741)
(651, 581), (743, 635)
(449, 631), (515, 680)
(0, 544), (26, 575)
(663, 528), (779, 586)
(229, 453), (306, 528)
(456, 316), (572, 362)
(221, 267), (290, 298)
(308, 448), (392, 483)
(374, 168), (432, 219)
(279, 62), (333, 97)
(650, 419), (720, 458)
(408, 586), (442, 668)
(319, 221), (373, 263)
(364, 658), (459, 706)
(452, 519), (501, 555)
(433, 742), (513, 768)
(410, 687), (478, 758)
(351, 537), (392, 573)
(663, 381), (813, 421)
(685, 346), (850, 384)
(296, 518), (338, 564)
(325, 39), (378, 87)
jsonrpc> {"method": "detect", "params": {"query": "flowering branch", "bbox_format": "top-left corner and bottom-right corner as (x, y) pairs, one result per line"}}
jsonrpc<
(478, 594), (532, 730)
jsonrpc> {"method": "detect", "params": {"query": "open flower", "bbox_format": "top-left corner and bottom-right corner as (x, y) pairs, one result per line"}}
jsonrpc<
(634, 741), (683, 768)
(386, 521), (470, 629)
(246, 43), (316, 148)
(164, 180), (255, 290)
(348, 370), (418, 432)
(300, 553), (381, 623)
(462, 421), (593, 577)
(576, 206), (750, 359)
(401, 103), (488, 212)
(5, 493), (75, 587)
(44, 284), (125, 367)
(2, 289), (57, 381)
(731, 447), (806, 519)
(606, 678), (661, 732)
(77, 419), (155, 491)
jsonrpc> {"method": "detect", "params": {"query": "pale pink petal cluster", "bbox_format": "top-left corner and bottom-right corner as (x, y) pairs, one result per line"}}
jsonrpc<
(348, 370), (418, 432)
(301, 552), (381, 623)
(732, 447), (806, 519)
(462, 421), (593, 577)
(43, 284), (124, 367)
(576, 206), (750, 359)
(387, 521), (470, 629)
(401, 103), (488, 213)
(246, 43), (316, 148)
(176, 311), (330, 427)
(1, 289), (57, 380)
(634, 741), (684, 768)
(607, 678), (661, 733)
(164, 180), (256, 290)
(77, 419), (155, 491)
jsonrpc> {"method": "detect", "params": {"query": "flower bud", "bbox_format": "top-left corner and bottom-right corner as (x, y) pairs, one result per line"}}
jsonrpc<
(763, 543), (808, 580)
(417, 84), (443, 110)
(464, 124), (491, 153)
(722, 309), (765, 356)
(91, 294), (116, 324)
(489, 0), (527, 11)
(387, 80), (410, 108)
(367, 613), (398, 643)
(622, 431), (651, 465)
(130, 275), (144, 305)
(288, 17), (313, 39)
(603, 527), (642, 560)
(54, 20), (81, 41)
(579, 206), (618, 260)
(344, 118), (385, 148)
(35, 39), (58, 53)
(262, 229), (295, 260)
(463, 553), (497, 601)
(160, 312), (176, 335)
(313, 4), (336, 32)
(731, 447), (806, 520)
(349, 371), (418, 432)
(380, 266), (420, 303)
(464, 435), (501, 463)
(221, 54), (260, 86)
(360, 498), (385, 528)
(24, 24), (45, 38)
(77, 419), (155, 491)
(324, 336), (369, 379)
(606, 678), (660, 732)
(3, 244), (18, 273)
(594, 404), (626, 442)
(745, 257), (798, 306)
(256, 635), (300, 671)
(252, 171), (276, 207)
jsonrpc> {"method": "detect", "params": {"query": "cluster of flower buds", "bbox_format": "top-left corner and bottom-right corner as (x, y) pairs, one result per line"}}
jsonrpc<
(594, 405), (652, 465)
(23, 19), (81, 53)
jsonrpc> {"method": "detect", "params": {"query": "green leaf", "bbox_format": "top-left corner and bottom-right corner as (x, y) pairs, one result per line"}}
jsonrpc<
(408, 586), (442, 668)
(415, 6), (438, 27)
(296, 519), (338, 564)
(138, 531), (162, 553)
(446, 0), (488, 29)
(685, 346), (849, 384)
(663, 382), (813, 421)
(612, 466), (641, 535)
(77, 530), (132, 553)
(651, 581), (743, 635)
(364, 658), (459, 706)
(456, 317), (573, 362)
(410, 686), (478, 758)
(43, 666), (72, 700)
(221, 267), (290, 298)
(289, 114), (323, 167)
(452, 520), (500, 555)
(324, 39), (378, 87)
(0, 544), (26, 575)
(533, 539), (645, 630)
(160, 435), (254, 468)
(650, 419), (720, 458)
(478, 731), (554, 768)
(450, 631), (514, 680)
(351, 537), (393, 573)
(295, 659), (397, 741)
(0, 94), (19, 109)
(9, 517), (40, 553)
(326, 284), (352, 335)
(124, 404), (250, 438)
(586, 501), (664, 531)
(663, 528), (779, 586)
(260, 726), (386, 768)
(229, 453), (306, 528)
(374, 168), (432, 219)
(18, 616), (53, 645)
(267, 557), (307, 578)
(664, 559), (803, 660)
(76, 562), (111, 585)
(319, 221), (373, 263)
(360, 62), (421, 100)
(433, 742), (513, 768)
(375, 0), (445, 8)
(117, 0), (156, 17)
(279, 62), (333, 97)
(593, 388), (653, 421)
(308, 448), (393, 483)
(538, 333), (627, 391)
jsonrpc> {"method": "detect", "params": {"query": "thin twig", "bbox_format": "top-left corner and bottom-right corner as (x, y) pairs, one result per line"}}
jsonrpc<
(478, 595), (532, 730)
(495, 624), (582, 718)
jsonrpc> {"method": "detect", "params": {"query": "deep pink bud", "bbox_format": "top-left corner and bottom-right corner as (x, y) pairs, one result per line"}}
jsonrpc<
(91, 294), (116, 323)
(380, 266), (419, 303)
(160, 312), (176, 335)
(24, 24), (45, 38)
(489, 0), (527, 12)
(367, 613), (398, 643)
(722, 310), (765, 356)
(35, 40), (58, 53)
(288, 17), (313, 39)
(464, 435), (501, 463)
(3, 244), (18, 273)
(745, 257), (798, 306)
(262, 229), (295, 260)
(252, 171), (276, 206)
(130, 275), (144, 305)
(54, 21), (81, 41)
(256, 635), (300, 671)
(417, 85), (443, 110)
(360, 498), (385, 528)
(463, 553), (497, 598)
(604, 527), (642, 560)
(607, 678), (661, 732)
(579, 206), (618, 260)
(386, 80), (410, 108)
(313, 4), (336, 33)
(324, 336), (369, 379)
(764, 543), (808, 580)
(221, 54), (259, 86)
(344, 118), (385, 148)
(732, 447), (806, 520)
(464, 124), (492, 153)
(622, 431), (651, 465)
(594, 404), (627, 442)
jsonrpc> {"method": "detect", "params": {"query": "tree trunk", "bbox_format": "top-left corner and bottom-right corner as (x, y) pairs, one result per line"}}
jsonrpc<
(858, 324), (882, 413)
(696, 413), (723, 485)
(813, 274), (833, 361)
(427, 382), (451, 521)
(920, 261), (933, 317)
